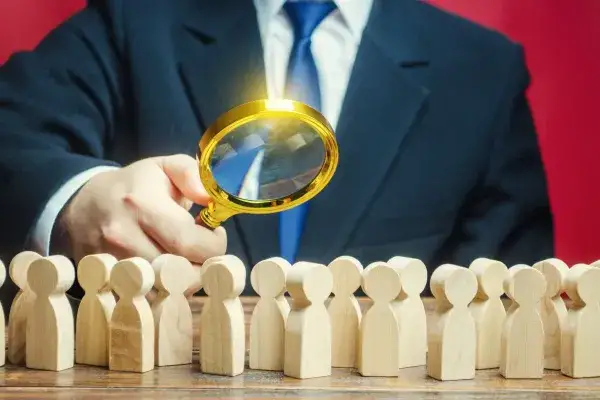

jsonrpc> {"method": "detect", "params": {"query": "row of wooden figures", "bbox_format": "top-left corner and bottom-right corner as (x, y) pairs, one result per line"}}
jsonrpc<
(0, 251), (599, 381)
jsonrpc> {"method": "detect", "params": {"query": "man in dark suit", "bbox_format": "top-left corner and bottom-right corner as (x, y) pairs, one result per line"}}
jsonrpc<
(0, 0), (553, 299)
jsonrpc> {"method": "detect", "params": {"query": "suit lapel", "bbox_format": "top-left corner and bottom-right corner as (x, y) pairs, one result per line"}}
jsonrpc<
(177, 0), (280, 265)
(177, 0), (267, 131)
(297, 0), (432, 262)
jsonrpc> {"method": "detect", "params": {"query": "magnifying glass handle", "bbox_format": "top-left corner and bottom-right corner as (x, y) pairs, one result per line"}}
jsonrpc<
(195, 206), (223, 230)
(195, 212), (212, 229)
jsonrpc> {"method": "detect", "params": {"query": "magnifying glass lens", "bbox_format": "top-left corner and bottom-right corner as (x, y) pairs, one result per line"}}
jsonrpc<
(196, 99), (338, 228)
(209, 117), (325, 202)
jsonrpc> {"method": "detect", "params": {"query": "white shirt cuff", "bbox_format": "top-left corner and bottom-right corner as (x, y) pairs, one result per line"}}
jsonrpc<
(31, 166), (120, 256)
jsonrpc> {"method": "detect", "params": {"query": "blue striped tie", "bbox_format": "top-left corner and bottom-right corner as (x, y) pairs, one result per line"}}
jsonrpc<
(279, 0), (337, 263)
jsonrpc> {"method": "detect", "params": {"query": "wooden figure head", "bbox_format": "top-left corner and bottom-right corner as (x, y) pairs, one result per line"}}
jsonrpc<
(9, 251), (41, 291)
(152, 254), (195, 295)
(78, 254), (117, 294)
(469, 258), (508, 300)
(287, 262), (332, 305)
(533, 258), (569, 298)
(565, 264), (600, 306)
(27, 256), (75, 297)
(388, 256), (427, 297)
(362, 262), (402, 303)
(328, 256), (363, 297)
(0, 258), (5, 289)
(430, 264), (477, 308)
(201, 255), (246, 291)
(251, 257), (291, 298)
(202, 256), (246, 301)
(110, 258), (155, 300)
(202, 256), (228, 280)
(504, 265), (546, 307)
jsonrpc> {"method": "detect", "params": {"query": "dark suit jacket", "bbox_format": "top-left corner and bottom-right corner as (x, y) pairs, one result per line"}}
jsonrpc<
(0, 0), (554, 298)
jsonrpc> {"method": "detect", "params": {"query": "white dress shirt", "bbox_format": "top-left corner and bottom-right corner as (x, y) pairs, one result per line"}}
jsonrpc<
(31, 0), (374, 255)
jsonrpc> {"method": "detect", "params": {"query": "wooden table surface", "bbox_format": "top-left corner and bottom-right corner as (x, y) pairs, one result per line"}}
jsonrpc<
(1, 296), (599, 399)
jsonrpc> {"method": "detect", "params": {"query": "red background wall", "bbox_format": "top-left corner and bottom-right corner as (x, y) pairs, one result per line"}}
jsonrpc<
(1, 0), (600, 265)
(0, 0), (85, 62)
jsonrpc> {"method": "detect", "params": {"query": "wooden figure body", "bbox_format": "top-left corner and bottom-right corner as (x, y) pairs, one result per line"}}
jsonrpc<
(109, 257), (155, 373)
(427, 264), (477, 381)
(26, 256), (75, 371)
(533, 258), (569, 370)
(249, 257), (291, 371)
(7, 251), (41, 365)
(195, 255), (245, 355)
(561, 264), (600, 378)
(284, 262), (333, 379)
(388, 256), (428, 368)
(194, 254), (229, 352)
(468, 258), (508, 369)
(0, 259), (6, 366)
(500, 265), (546, 379)
(200, 255), (246, 376)
(358, 261), (401, 377)
(76, 254), (117, 366)
(152, 254), (195, 366)
(327, 255), (363, 368)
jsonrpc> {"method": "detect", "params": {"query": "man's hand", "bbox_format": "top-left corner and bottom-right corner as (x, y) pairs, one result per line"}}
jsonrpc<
(58, 154), (227, 284)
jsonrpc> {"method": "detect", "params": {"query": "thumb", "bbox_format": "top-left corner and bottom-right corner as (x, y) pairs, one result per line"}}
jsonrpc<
(156, 154), (211, 206)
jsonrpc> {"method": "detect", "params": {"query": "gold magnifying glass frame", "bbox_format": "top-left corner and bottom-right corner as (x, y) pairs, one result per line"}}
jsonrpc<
(196, 99), (339, 229)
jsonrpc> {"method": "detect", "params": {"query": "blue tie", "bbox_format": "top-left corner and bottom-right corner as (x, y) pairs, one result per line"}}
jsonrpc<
(279, 0), (336, 263)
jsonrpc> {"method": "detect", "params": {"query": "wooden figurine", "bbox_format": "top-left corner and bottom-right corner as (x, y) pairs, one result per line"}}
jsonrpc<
(500, 264), (546, 379)
(427, 264), (477, 381)
(533, 258), (569, 370)
(151, 254), (195, 366)
(200, 255), (246, 376)
(561, 263), (600, 378)
(76, 254), (117, 366)
(0, 258), (5, 365)
(327, 255), (363, 368)
(199, 255), (241, 313)
(284, 262), (333, 379)
(109, 257), (155, 373)
(7, 251), (41, 365)
(358, 261), (401, 377)
(388, 256), (428, 368)
(468, 258), (508, 369)
(26, 256), (75, 371)
(195, 254), (243, 354)
(249, 257), (291, 371)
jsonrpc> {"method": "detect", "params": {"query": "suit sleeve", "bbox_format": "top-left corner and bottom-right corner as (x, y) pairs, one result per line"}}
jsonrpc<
(0, 1), (124, 260)
(449, 44), (555, 267)
(32, 165), (120, 256)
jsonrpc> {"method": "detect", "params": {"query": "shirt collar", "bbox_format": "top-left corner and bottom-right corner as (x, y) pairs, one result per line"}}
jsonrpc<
(253, 0), (373, 41)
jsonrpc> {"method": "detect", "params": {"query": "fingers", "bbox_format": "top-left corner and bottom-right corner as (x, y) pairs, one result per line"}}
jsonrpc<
(184, 262), (204, 298)
(99, 216), (164, 262)
(125, 193), (227, 264)
(179, 197), (195, 211)
(156, 154), (211, 206)
(146, 288), (158, 303)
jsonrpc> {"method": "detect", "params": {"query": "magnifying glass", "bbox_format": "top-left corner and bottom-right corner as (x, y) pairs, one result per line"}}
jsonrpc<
(195, 99), (339, 228)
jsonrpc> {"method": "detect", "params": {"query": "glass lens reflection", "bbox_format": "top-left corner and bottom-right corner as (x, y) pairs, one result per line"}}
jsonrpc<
(209, 117), (325, 201)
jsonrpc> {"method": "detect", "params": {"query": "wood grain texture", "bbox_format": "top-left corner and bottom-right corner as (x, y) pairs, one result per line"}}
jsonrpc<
(1, 296), (600, 399)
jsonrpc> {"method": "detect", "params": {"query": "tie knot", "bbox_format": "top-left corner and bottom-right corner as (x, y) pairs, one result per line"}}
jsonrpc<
(283, 1), (337, 40)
